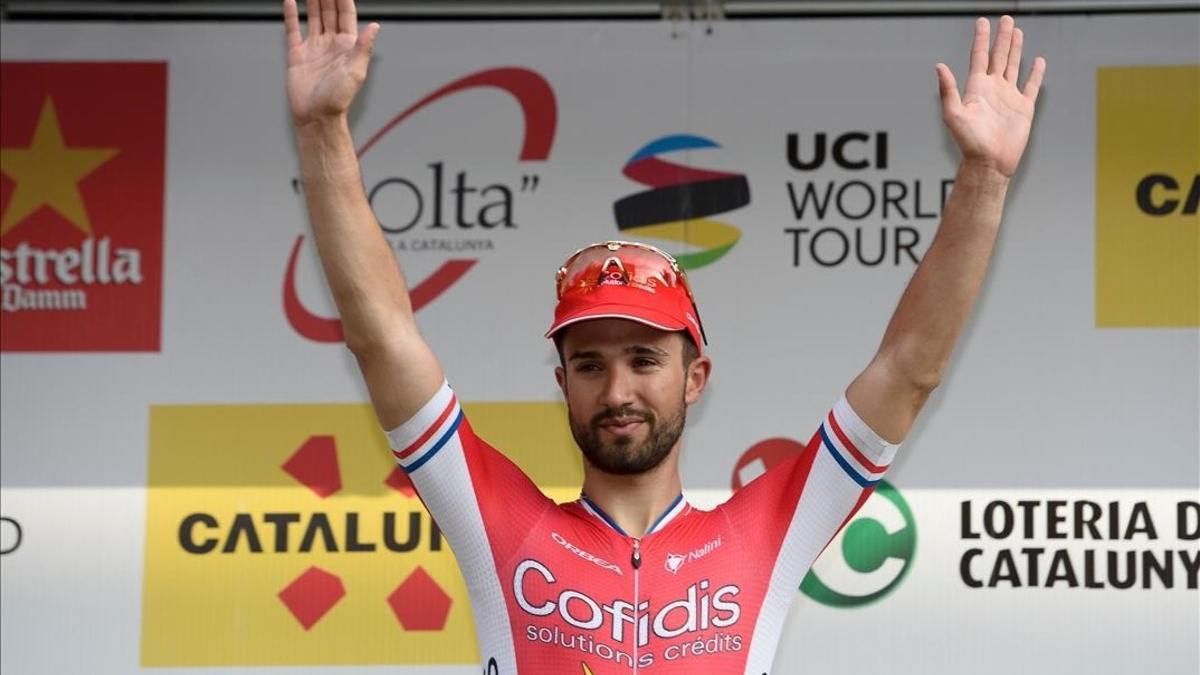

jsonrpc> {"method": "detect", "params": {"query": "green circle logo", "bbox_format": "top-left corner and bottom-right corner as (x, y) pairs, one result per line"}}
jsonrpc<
(800, 481), (916, 608)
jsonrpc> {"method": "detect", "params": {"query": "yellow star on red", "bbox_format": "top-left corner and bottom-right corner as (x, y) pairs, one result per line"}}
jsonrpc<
(0, 96), (119, 236)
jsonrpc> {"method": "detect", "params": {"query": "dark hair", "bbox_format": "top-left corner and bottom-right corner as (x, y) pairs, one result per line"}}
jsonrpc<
(553, 330), (699, 370)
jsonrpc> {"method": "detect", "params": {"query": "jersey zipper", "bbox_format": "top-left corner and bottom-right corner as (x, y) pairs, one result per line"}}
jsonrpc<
(631, 537), (641, 674)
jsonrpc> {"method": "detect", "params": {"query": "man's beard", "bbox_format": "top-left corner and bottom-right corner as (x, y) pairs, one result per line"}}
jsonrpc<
(569, 398), (686, 476)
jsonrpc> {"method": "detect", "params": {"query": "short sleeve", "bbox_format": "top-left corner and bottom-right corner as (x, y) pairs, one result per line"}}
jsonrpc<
(719, 393), (900, 565)
(386, 379), (463, 473)
(382, 380), (553, 570)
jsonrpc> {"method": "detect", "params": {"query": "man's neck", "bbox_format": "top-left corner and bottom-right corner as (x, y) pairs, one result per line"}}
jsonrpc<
(581, 450), (683, 538)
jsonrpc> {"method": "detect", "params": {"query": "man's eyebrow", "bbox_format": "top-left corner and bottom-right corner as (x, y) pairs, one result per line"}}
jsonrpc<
(567, 350), (603, 362)
(566, 345), (669, 361)
(626, 345), (668, 357)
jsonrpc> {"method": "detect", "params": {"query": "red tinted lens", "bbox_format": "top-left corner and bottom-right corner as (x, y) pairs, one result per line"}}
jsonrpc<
(556, 242), (688, 299)
(553, 241), (707, 347)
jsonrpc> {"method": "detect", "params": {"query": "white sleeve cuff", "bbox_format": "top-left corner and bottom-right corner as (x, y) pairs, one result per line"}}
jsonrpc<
(385, 380), (460, 469)
(832, 394), (900, 469)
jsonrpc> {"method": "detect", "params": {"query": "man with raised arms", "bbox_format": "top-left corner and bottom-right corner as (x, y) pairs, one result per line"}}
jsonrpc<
(283, 1), (1044, 671)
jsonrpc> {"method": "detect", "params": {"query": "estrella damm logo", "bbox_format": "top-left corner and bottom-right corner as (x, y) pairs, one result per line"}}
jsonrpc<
(142, 400), (581, 666)
(613, 134), (749, 269)
(800, 481), (916, 608)
(1095, 65), (1199, 327)
(0, 62), (165, 351)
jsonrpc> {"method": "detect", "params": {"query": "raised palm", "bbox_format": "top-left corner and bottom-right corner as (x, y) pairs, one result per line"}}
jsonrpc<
(283, 0), (380, 127)
(937, 16), (1047, 178)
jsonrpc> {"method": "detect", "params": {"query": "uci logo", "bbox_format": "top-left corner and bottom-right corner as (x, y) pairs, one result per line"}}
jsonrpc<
(612, 133), (748, 271)
(800, 481), (916, 608)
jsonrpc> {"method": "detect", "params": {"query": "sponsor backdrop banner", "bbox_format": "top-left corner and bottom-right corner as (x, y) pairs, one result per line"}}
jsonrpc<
(1, 14), (1197, 675)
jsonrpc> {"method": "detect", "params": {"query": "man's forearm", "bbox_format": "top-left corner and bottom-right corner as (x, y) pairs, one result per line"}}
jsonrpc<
(846, 16), (1041, 443)
(296, 117), (416, 354)
(875, 161), (1010, 390)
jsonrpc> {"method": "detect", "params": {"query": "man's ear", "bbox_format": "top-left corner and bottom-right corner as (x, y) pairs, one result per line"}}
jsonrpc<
(684, 356), (712, 405)
(555, 365), (566, 394)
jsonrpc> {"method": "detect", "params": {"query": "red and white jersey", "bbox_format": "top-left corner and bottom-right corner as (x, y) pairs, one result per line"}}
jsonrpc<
(387, 381), (897, 674)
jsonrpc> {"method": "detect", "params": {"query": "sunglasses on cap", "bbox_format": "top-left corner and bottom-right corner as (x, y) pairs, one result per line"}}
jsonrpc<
(553, 240), (708, 346)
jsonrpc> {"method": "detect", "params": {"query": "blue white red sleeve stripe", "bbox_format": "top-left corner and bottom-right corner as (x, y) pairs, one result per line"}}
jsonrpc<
(817, 394), (899, 487)
(385, 380), (463, 473)
(741, 397), (900, 670)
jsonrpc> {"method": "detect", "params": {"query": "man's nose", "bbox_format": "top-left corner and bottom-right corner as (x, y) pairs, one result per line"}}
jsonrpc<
(599, 365), (636, 409)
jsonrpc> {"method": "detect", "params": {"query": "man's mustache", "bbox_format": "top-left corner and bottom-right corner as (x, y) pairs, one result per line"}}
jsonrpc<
(591, 406), (652, 426)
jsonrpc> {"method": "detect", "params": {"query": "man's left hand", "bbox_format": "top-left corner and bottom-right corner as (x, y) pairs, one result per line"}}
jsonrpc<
(936, 15), (1047, 179)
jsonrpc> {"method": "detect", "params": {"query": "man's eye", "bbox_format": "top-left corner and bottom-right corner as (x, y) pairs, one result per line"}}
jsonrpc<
(633, 358), (659, 368)
(575, 363), (601, 373)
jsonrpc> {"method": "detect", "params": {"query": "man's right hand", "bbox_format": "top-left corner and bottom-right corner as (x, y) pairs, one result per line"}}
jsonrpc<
(284, 0), (380, 129)
(282, 0), (444, 430)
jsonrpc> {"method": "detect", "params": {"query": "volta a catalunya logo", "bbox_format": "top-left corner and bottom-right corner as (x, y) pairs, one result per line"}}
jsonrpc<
(284, 67), (557, 342)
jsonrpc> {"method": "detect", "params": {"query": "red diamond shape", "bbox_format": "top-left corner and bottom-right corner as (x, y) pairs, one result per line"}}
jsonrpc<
(385, 466), (416, 498)
(387, 566), (452, 631)
(282, 435), (342, 498)
(278, 566), (345, 630)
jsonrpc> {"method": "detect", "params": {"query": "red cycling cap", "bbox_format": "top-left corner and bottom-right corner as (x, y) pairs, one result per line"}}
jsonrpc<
(545, 240), (707, 355)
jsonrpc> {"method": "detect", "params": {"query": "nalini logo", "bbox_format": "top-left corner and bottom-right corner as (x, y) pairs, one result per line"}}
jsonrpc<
(284, 67), (557, 342)
(800, 481), (916, 608)
(664, 536), (723, 574)
(613, 134), (749, 270)
(0, 62), (165, 351)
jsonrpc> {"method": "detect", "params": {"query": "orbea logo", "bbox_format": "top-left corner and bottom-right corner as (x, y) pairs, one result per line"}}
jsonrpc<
(0, 62), (165, 351)
(613, 134), (749, 270)
(732, 438), (916, 608)
(551, 531), (622, 575)
(284, 67), (557, 342)
(142, 404), (466, 666)
(1095, 65), (1198, 327)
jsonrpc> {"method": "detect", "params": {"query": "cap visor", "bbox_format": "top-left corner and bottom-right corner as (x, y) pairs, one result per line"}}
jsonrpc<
(545, 303), (689, 338)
